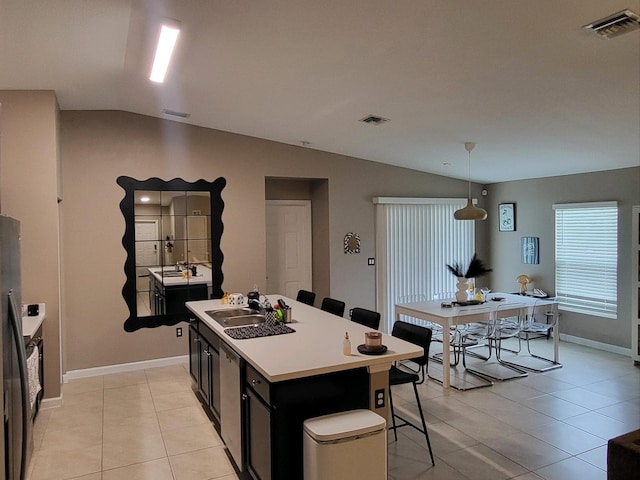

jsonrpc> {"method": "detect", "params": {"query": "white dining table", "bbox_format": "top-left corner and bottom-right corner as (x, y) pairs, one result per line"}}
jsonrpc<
(394, 292), (559, 388)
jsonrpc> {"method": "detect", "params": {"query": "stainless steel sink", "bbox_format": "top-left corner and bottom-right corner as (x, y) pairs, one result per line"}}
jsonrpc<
(161, 271), (184, 277)
(208, 308), (257, 318)
(206, 308), (266, 328)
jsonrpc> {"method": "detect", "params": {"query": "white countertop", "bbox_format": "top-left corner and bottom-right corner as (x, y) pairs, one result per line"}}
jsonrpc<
(149, 265), (212, 287)
(22, 303), (45, 339)
(187, 295), (422, 383)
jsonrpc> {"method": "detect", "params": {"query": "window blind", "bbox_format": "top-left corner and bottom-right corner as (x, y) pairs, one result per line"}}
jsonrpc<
(374, 198), (475, 332)
(553, 202), (618, 318)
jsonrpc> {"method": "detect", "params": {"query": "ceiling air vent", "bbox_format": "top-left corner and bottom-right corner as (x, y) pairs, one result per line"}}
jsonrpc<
(583, 9), (640, 38)
(359, 114), (389, 126)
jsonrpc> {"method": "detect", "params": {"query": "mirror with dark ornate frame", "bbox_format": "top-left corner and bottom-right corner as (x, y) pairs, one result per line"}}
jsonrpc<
(117, 176), (226, 332)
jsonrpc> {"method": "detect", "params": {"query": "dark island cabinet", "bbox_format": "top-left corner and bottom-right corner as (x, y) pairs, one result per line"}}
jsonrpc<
(151, 274), (208, 316)
(243, 363), (370, 480)
(189, 322), (220, 421)
(189, 318), (370, 480)
(244, 365), (272, 480)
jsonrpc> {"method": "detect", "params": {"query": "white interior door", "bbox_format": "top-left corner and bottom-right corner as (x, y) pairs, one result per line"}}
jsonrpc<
(266, 200), (312, 298)
(187, 215), (209, 262)
(135, 219), (159, 291)
(135, 220), (159, 265)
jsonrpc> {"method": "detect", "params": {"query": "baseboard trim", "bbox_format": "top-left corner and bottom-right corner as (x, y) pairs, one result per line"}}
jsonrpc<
(560, 333), (632, 357)
(63, 355), (189, 383)
(40, 396), (63, 409)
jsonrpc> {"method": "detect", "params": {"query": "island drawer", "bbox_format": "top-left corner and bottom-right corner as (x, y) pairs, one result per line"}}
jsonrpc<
(245, 363), (270, 404)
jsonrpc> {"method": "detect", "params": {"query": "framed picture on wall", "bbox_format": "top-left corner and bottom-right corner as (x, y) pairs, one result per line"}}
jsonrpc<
(499, 203), (516, 232)
(521, 236), (539, 264)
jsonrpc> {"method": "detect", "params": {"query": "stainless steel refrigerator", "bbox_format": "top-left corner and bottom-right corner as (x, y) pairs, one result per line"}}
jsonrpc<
(0, 216), (31, 480)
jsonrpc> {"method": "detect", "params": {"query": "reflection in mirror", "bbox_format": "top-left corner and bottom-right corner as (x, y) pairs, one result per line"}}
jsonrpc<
(118, 177), (226, 332)
(134, 190), (212, 316)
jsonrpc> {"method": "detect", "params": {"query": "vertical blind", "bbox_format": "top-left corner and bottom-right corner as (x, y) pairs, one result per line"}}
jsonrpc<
(553, 201), (618, 318)
(374, 198), (475, 332)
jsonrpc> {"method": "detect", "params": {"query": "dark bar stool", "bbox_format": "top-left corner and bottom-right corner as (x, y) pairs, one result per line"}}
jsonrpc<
(296, 289), (316, 306)
(388, 320), (435, 466)
(350, 307), (381, 329)
(320, 297), (345, 317)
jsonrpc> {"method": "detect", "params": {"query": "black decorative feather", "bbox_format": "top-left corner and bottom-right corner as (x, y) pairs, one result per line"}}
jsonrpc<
(446, 254), (492, 278)
(446, 262), (466, 278)
(465, 254), (492, 278)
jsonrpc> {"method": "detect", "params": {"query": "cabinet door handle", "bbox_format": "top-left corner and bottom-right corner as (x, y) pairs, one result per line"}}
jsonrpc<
(204, 349), (212, 356)
(251, 378), (260, 386)
(194, 338), (201, 344)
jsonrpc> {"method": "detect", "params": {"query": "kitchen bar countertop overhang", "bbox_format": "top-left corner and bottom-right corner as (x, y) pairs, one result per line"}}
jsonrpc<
(186, 295), (422, 383)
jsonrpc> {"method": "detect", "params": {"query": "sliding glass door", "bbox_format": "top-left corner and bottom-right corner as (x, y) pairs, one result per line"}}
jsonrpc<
(374, 198), (475, 331)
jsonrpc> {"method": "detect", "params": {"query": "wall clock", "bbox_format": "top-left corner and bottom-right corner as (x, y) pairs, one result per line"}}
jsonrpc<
(499, 203), (516, 232)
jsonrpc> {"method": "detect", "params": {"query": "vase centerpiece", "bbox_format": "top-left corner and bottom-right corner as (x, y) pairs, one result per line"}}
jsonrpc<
(447, 254), (492, 302)
(455, 277), (470, 302)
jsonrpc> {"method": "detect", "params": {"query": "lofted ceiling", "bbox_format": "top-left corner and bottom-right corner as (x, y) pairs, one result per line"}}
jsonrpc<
(1, 0), (639, 183)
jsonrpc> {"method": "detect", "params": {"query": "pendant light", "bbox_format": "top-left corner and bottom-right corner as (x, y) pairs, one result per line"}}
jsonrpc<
(454, 142), (488, 221)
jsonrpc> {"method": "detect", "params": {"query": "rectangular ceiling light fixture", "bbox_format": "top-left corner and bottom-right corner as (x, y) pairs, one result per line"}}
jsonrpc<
(150, 22), (181, 83)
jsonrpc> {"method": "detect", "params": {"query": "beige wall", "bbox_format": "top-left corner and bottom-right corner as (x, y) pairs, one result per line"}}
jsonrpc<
(3, 100), (635, 377)
(0, 91), (62, 398)
(487, 167), (640, 349)
(60, 110), (482, 371)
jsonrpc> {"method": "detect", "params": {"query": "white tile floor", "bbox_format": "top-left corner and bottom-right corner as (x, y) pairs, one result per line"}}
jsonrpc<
(388, 338), (639, 480)
(28, 338), (639, 480)
(28, 365), (237, 480)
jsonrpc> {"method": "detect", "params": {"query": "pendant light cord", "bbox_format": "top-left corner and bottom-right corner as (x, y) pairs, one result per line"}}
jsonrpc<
(467, 148), (472, 199)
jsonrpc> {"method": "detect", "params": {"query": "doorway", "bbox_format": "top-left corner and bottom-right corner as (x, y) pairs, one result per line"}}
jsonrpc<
(265, 200), (312, 298)
(134, 219), (159, 315)
(265, 177), (330, 303)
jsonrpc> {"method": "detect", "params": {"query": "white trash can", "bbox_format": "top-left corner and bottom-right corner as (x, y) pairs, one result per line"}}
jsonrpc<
(303, 409), (387, 480)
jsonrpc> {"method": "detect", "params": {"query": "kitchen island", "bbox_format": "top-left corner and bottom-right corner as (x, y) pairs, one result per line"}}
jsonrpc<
(186, 295), (421, 480)
(148, 266), (211, 316)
